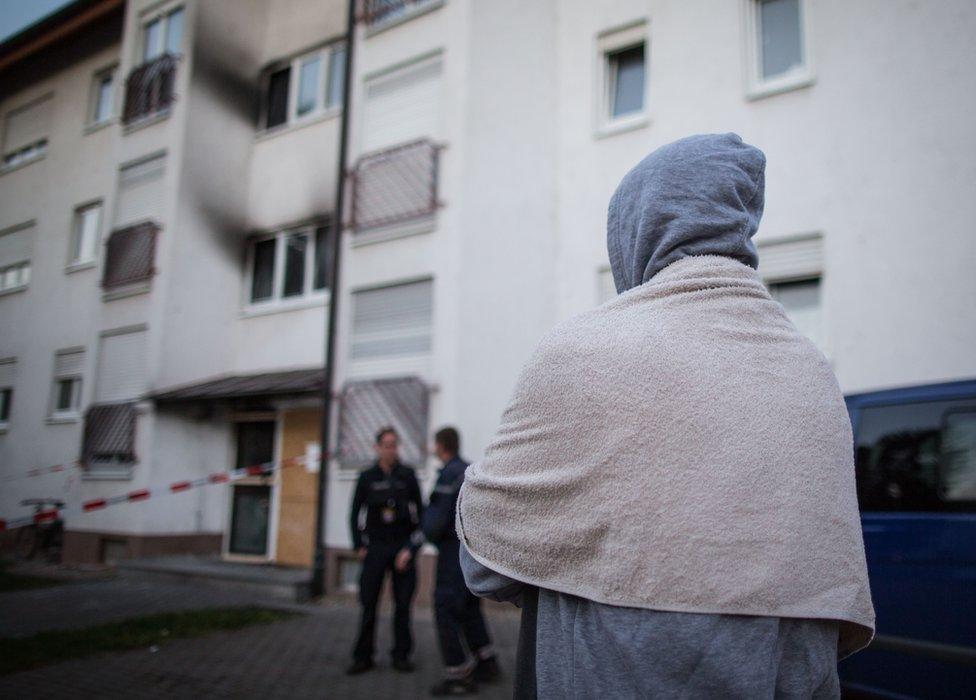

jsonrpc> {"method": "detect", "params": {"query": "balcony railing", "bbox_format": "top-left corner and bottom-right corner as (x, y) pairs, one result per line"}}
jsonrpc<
(350, 139), (441, 231)
(81, 402), (137, 468)
(361, 0), (433, 26)
(122, 54), (178, 125)
(102, 221), (159, 289)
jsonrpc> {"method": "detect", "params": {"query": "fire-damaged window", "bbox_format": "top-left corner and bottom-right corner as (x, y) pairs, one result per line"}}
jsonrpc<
(247, 224), (332, 307)
(261, 42), (346, 131)
(338, 377), (429, 469)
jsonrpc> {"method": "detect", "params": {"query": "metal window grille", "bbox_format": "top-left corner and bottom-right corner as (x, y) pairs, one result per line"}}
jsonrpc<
(351, 139), (440, 231)
(102, 222), (158, 289)
(122, 54), (178, 125)
(361, 0), (431, 26)
(338, 377), (429, 468)
(81, 402), (137, 466)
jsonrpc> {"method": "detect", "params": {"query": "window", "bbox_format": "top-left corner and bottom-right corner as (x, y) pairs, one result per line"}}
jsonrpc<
(361, 55), (441, 153)
(115, 154), (165, 228)
(350, 279), (433, 360)
(596, 22), (648, 134)
(142, 6), (184, 62)
(89, 68), (116, 125)
(855, 398), (976, 512)
(81, 402), (137, 470)
(261, 42), (345, 131)
(758, 233), (824, 350)
(338, 377), (429, 468)
(597, 267), (616, 305)
(0, 357), (14, 429)
(95, 327), (148, 404)
(2, 95), (51, 169)
(102, 222), (158, 290)
(0, 223), (33, 294)
(768, 278), (823, 349)
(745, 0), (812, 98)
(247, 225), (331, 306)
(70, 202), (102, 267)
(51, 349), (85, 419)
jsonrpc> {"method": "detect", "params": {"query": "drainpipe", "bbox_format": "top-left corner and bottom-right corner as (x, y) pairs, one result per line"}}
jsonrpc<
(311, 0), (356, 598)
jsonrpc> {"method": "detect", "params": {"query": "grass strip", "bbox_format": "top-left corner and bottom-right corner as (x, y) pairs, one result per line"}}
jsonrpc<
(0, 606), (298, 676)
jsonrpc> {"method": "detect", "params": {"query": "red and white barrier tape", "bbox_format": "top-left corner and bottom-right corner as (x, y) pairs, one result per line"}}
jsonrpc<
(0, 456), (310, 533)
(1, 460), (83, 483)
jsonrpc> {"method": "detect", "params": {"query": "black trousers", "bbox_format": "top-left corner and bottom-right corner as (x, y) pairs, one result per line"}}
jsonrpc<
(434, 541), (492, 668)
(352, 541), (416, 662)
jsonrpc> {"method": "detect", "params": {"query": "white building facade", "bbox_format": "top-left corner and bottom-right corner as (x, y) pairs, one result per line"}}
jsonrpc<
(1, 0), (974, 586)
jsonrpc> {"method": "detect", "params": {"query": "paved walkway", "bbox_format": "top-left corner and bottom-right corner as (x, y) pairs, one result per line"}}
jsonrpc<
(0, 571), (520, 698)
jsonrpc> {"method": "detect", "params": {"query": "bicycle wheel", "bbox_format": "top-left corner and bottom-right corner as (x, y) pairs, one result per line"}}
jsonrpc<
(14, 525), (38, 560)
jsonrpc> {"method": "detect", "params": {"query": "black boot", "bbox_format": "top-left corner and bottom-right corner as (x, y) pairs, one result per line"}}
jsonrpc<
(474, 656), (501, 683)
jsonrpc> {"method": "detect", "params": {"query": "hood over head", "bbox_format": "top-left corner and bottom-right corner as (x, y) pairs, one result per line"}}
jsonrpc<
(607, 133), (766, 293)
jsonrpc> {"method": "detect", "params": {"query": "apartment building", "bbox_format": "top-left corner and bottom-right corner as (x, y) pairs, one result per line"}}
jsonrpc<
(2, 0), (974, 593)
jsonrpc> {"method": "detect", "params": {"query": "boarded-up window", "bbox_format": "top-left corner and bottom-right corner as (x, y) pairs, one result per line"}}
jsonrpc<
(82, 402), (137, 466)
(338, 377), (429, 468)
(2, 95), (52, 156)
(351, 279), (433, 361)
(361, 57), (441, 153)
(115, 154), (166, 228)
(95, 328), (148, 403)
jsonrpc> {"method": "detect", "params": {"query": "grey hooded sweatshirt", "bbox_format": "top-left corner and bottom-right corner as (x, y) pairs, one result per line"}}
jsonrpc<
(460, 134), (841, 699)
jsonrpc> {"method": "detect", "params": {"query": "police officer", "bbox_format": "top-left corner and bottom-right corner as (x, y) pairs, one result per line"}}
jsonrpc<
(422, 427), (500, 696)
(347, 426), (424, 675)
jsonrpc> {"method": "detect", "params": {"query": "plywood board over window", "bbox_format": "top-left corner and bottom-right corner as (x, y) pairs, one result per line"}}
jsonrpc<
(275, 408), (320, 567)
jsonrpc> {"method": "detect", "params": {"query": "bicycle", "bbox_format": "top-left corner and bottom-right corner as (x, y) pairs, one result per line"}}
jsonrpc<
(15, 499), (65, 563)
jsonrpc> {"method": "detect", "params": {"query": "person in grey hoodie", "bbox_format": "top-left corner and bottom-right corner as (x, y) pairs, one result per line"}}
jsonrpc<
(458, 133), (868, 699)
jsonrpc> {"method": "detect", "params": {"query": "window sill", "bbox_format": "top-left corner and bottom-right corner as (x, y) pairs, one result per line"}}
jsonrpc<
(123, 109), (171, 135)
(0, 284), (28, 298)
(102, 280), (152, 302)
(47, 414), (80, 425)
(84, 118), (115, 136)
(365, 0), (445, 37)
(241, 292), (330, 319)
(746, 71), (815, 102)
(595, 113), (650, 140)
(255, 108), (341, 143)
(352, 215), (436, 248)
(0, 153), (46, 177)
(81, 465), (134, 481)
(66, 260), (98, 274)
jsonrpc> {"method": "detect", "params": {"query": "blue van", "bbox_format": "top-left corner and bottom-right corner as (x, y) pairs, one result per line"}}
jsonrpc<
(839, 379), (976, 698)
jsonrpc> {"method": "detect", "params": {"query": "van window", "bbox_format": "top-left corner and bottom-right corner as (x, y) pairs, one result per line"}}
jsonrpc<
(855, 398), (976, 512)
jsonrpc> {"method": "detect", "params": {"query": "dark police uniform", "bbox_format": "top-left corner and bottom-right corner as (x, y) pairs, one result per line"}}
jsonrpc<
(349, 461), (424, 664)
(421, 456), (493, 670)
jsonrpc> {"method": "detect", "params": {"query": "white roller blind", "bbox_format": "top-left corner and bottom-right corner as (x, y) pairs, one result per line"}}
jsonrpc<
(95, 329), (148, 402)
(3, 95), (52, 153)
(55, 349), (85, 377)
(0, 358), (16, 387)
(351, 279), (433, 360)
(362, 58), (441, 153)
(0, 224), (33, 265)
(757, 234), (823, 282)
(115, 155), (166, 228)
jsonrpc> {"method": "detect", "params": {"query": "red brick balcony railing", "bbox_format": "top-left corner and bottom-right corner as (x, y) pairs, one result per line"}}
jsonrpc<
(361, 0), (433, 26)
(350, 139), (441, 231)
(122, 54), (178, 125)
(102, 221), (158, 289)
(81, 402), (137, 467)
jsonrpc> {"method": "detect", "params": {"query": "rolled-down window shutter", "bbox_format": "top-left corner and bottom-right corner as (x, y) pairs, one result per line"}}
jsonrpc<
(757, 234), (823, 282)
(0, 358), (16, 387)
(115, 154), (166, 228)
(55, 349), (85, 377)
(82, 403), (136, 465)
(0, 224), (34, 266)
(338, 377), (429, 468)
(362, 57), (442, 153)
(3, 95), (52, 154)
(351, 279), (433, 360)
(95, 329), (148, 403)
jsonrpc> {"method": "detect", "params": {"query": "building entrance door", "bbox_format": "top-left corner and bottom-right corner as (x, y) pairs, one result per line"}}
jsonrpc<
(228, 420), (275, 557)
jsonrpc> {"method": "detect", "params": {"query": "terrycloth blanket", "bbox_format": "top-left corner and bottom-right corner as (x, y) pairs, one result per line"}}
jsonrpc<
(457, 254), (875, 658)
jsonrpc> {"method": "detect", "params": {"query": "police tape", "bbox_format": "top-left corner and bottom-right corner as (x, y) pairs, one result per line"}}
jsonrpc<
(0, 455), (313, 533)
(1, 460), (83, 483)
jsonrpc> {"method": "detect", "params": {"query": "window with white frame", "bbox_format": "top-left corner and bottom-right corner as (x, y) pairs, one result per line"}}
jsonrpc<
(350, 279), (433, 361)
(0, 358), (15, 429)
(769, 277), (823, 348)
(0, 223), (33, 294)
(247, 224), (332, 306)
(2, 94), (51, 169)
(51, 349), (85, 419)
(142, 5), (184, 62)
(745, 0), (812, 97)
(759, 234), (825, 351)
(70, 202), (102, 267)
(89, 66), (116, 126)
(597, 22), (648, 132)
(262, 42), (346, 131)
